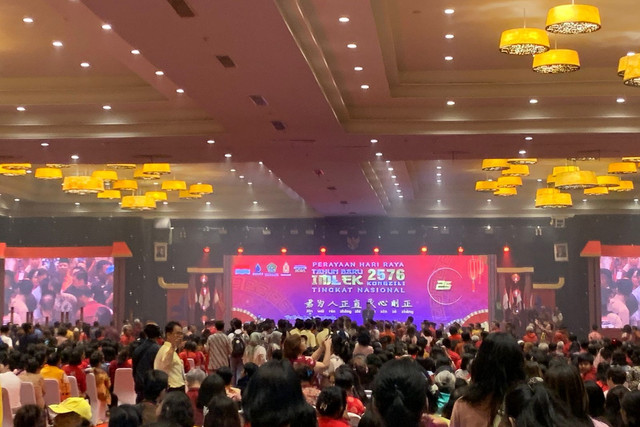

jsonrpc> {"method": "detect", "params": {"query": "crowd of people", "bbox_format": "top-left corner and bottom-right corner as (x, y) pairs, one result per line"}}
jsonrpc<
(3, 315), (640, 427)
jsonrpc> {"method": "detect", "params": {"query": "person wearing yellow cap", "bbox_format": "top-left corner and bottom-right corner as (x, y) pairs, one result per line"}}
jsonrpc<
(49, 397), (92, 426)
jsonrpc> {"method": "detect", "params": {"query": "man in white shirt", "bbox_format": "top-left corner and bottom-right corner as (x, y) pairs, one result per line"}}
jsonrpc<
(0, 325), (13, 349)
(0, 352), (21, 410)
(154, 321), (185, 392)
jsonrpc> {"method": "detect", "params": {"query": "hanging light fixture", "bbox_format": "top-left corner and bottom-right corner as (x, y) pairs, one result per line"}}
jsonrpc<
(91, 170), (118, 182)
(502, 165), (530, 176)
(0, 167), (27, 176)
(497, 176), (523, 188)
(584, 187), (609, 196)
(552, 165), (580, 175)
(547, 174), (557, 185)
(481, 159), (510, 171)
(133, 169), (161, 180)
(536, 188), (560, 198)
(178, 190), (202, 199)
(623, 54), (640, 86)
(494, 188), (518, 197)
(535, 192), (572, 208)
(608, 162), (637, 174)
(112, 179), (138, 191)
(46, 163), (70, 168)
(609, 181), (634, 192)
(554, 170), (597, 189)
(62, 176), (104, 194)
(533, 49), (580, 73)
(545, 3), (601, 34)
(121, 195), (156, 210)
(475, 181), (498, 192)
(97, 190), (121, 199)
(34, 167), (63, 180)
(142, 163), (171, 175)
(622, 157), (640, 163)
(0, 163), (31, 170)
(499, 27), (550, 55)
(145, 191), (168, 201)
(507, 158), (538, 165)
(162, 180), (187, 191)
(189, 183), (213, 195)
(619, 55), (629, 77)
(106, 163), (136, 169)
(596, 175), (621, 187)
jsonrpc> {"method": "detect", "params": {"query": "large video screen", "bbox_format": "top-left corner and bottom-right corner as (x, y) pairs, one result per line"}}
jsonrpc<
(3, 257), (114, 325)
(230, 255), (490, 324)
(600, 256), (640, 328)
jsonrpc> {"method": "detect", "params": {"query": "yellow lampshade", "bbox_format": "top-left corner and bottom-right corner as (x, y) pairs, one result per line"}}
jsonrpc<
(609, 162), (637, 174)
(535, 192), (572, 208)
(179, 190), (202, 199)
(142, 163), (171, 175)
(502, 165), (530, 176)
(62, 176), (104, 194)
(619, 55), (629, 77)
(497, 176), (523, 188)
(584, 187), (609, 196)
(494, 188), (518, 197)
(134, 169), (161, 180)
(121, 195), (156, 210)
(554, 170), (597, 189)
(189, 183), (213, 195)
(481, 159), (510, 171)
(475, 181), (498, 192)
(536, 188), (560, 198)
(623, 54), (640, 87)
(0, 167), (27, 176)
(609, 181), (634, 192)
(552, 166), (580, 176)
(622, 157), (640, 163)
(499, 28), (550, 55)
(596, 175), (621, 187)
(507, 158), (538, 165)
(0, 163), (31, 170)
(547, 174), (556, 185)
(532, 49), (580, 74)
(91, 170), (118, 182)
(45, 164), (70, 168)
(545, 4), (601, 34)
(106, 163), (136, 169)
(112, 179), (138, 191)
(145, 191), (168, 201)
(162, 180), (187, 191)
(97, 190), (121, 199)
(34, 167), (63, 180)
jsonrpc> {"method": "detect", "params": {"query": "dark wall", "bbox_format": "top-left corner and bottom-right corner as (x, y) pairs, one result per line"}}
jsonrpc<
(2, 214), (636, 337)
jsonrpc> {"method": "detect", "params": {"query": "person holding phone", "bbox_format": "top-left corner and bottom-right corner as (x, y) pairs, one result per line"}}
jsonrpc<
(154, 321), (186, 392)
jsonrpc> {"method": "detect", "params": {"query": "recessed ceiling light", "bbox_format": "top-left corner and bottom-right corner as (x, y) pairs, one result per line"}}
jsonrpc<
(102, 105), (111, 110)
(154, 182), (159, 186)
(26, 170), (32, 174)
(391, 175), (397, 179)
(525, 136), (533, 141)
(519, 149), (527, 155)
(131, 49), (140, 55)
(155, 70), (164, 76)
(537, 178), (543, 182)
(370, 139), (378, 143)
(101, 24), (112, 30)
(582, 199), (588, 202)
(375, 152), (383, 157)
(437, 179), (442, 183)
(16, 106), (26, 112)
(75, 202), (80, 206)
(80, 62), (90, 68)
(338, 16), (350, 23)
(385, 160), (391, 163)
(529, 98), (538, 104)
(52, 41), (63, 47)
(176, 88), (184, 94)
(447, 100), (455, 106)
(436, 166), (442, 170)
(436, 199), (441, 203)
(347, 43), (357, 49)
(247, 182), (253, 185)
(445, 34), (454, 39)
(396, 189), (402, 193)
(206, 201), (211, 205)
(40, 142), (49, 147)
(354, 66), (363, 71)
(444, 56), (454, 61)
(399, 195), (404, 199)
(361, 84), (370, 89)
(635, 198), (639, 202)
(230, 168), (236, 172)
(628, 52), (636, 56)
(14, 198), (20, 202)
(487, 199), (492, 202)
(444, 8), (455, 14)
(617, 97), (626, 103)
(71, 154), (79, 160)
(436, 173), (442, 177)
(394, 183), (400, 186)
(258, 161), (263, 165)
(163, 201), (168, 205)
(207, 139), (215, 144)
(224, 153), (232, 158)
(239, 175), (245, 179)
(23, 17), (34, 23)
(253, 201), (258, 204)
(388, 167), (394, 171)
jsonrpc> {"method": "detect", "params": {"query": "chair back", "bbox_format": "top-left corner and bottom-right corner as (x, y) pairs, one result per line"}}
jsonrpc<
(2, 388), (13, 426)
(20, 381), (36, 405)
(347, 412), (361, 427)
(113, 368), (136, 406)
(187, 358), (196, 371)
(68, 375), (79, 397)
(43, 378), (61, 405)
(85, 372), (100, 425)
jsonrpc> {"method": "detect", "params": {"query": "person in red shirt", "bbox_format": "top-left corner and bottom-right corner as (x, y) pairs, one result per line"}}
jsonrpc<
(179, 340), (205, 373)
(120, 325), (135, 346)
(522, 325), (539, 344)
(448, 326), (462, 343)
(334, 365), (365, 416)
(578, 353), (597, 382)
(442, 337), (462, 369)
(108, 349), (132, 386)
(62, 348), (87, 394)
(316, 386), (350, 427)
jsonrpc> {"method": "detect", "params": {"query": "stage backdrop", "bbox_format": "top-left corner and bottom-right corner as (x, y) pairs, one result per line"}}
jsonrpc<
(226, 255), (493, 325)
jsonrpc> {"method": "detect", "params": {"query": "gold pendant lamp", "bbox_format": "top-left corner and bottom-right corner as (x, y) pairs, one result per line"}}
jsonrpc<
(545, 3), (601, 34)
(475, 181), (498, 192)
(533, 49), (580, 73)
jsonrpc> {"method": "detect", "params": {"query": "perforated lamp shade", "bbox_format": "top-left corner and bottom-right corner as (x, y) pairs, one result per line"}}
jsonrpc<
(499, 28), (550, 55)
(545, 4), (601, 34)
(35, 167), (63, 180)
(178, 191), (202, 199)
(145, 191), (168, 201)
(507, 158), (538, 165)
(533, 49), (580, 73)
(106, 164), (136, 169)
(609, 181), (634, 192)
(112, 179), (138, 191)
(482, 159), (510, 171)
(536, 188), (560, 198)
(142, 163), (171, 175)
(134, 169), (161, 180)
(584, 187), (609, 196)
(494, 188), (517, 197)
(0, 163), (31, 170)
(623, 54), (640, 86)
(162, 180), (187, 191)
(596, 175), (621, 187)
(121, 195), (156, 210)
(554, 170), (597, 189)
(619, 56), (629, 77)
(535, 192), (572, 208)
(552, 166), (580, 175)
(622, 157), (640, 163)
(189, 183), (213, 195)
(62, 176), (104, 194)
(497, 176), (523, 188)
(97, 190), (121, 199)
(475, 181), (498, 192)
(502, 165), (530, 176)
(91, 170), (118, 182)
(608, 162), (637, 174)
(0, 167), (27, 176)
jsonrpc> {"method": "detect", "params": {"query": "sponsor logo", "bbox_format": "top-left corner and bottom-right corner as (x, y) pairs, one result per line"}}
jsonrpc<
(266, 263), (277, 273)
(234, 266), (251, 275)
(294, 265), (307, 273)
(283, 262), (290, 274)
(254, 264), (262, 273)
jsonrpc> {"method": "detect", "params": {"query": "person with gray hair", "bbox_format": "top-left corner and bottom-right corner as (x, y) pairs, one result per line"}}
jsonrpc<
(186, 368), (207, 426)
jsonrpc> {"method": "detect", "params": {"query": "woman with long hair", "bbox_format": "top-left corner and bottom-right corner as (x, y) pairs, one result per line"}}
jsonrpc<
(243, 332), (267, 367)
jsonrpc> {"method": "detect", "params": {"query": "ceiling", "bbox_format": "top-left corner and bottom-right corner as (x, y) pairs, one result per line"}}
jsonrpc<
(1, 0), (639, 218)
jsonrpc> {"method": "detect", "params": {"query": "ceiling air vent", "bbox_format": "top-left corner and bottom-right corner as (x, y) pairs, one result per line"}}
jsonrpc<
(216, 55), (236, 68)
(327, 186), (337, 191)
(166, 0), (195, 17)
(271, 121), (286, 131)
(249, 95), (268, 106)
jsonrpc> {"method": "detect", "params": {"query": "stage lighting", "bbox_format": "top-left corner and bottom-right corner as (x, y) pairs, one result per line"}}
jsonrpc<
(281, 247), (287, 254)
(373, 247), (380, 254)
(320, 247), (327, 254)
(503, 245), (510, 253)
(457, 246), (464, 254)
(420, 246), (428, 254)
(203, 246), (211, 254)
(237, 247), (244, 255)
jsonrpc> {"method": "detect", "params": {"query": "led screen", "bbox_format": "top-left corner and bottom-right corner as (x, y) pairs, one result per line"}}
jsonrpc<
(231, 255), (490, 324)
(4, 257), (114, 325)
(600, 256), (640, 328)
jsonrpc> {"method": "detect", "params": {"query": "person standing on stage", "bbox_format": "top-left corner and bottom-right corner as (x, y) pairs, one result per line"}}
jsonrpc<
(154, 321), (186, 392)
(362, 301), (375, 324)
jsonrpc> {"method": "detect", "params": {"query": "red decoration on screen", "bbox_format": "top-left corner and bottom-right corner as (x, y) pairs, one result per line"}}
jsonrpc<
(281, 247), (287, 254)
(420, 246), (428, 254)
(373, 247), (380, 254)
(320, 247), (327, 254)
(237, 247), (244, 255)
(503, 245), (510, 253)
(203, 246), (211, 253)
